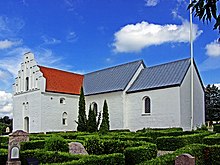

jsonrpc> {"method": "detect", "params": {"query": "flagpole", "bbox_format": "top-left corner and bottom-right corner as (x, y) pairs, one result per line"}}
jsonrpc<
(190, 0), (194, 130)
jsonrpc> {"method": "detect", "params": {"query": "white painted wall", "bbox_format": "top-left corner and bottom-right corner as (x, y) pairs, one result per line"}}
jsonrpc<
(85, 91), (124, 130)
(41, 92), (79, 133)
(126, 87), (181, 131)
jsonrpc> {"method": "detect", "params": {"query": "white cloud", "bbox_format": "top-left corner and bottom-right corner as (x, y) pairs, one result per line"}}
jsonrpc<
(66, 31), (78, 42)
(0, 91), (13, 117)
(145, 0), (159, 7)
(215, 84), (220, 88)
(113, 21), (202, 53)
(0, 39), (21, 49)
(205, 41), (220, 57)
(41, 35), (61, 45)
(199, 56), (220, 71)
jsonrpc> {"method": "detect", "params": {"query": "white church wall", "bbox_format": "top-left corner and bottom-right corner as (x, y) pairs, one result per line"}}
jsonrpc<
(41, 92), (79, 132)
(85, 91), (124, 130)
(126, 87), (181, 131)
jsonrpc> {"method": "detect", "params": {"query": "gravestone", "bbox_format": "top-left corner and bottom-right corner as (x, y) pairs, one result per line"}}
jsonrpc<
(7, 130), (29, 165)
(69, 142), (88, 155)
(175, 153), (195, 165)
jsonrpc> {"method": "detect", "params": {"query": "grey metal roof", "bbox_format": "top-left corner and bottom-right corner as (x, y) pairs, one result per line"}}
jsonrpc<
(127, 58), (191, 93)
(84, 60), (144, 95)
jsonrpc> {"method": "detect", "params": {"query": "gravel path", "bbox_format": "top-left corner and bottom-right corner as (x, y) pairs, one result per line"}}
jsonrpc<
(157, 150), (174, 157)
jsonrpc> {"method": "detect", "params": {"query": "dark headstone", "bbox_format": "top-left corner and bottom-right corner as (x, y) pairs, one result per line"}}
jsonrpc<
(69, 142), (88, 155)
(175, 153), (195, 165)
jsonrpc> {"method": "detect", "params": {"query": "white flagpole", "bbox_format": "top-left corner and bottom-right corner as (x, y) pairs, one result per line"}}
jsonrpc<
(190, 0), (194, 130)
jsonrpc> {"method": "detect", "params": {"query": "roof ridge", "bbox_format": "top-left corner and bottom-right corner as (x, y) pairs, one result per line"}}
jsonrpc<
(85, 59), (144, 75)
(145, 58), (190, 70)
(38, 65), (83, 76)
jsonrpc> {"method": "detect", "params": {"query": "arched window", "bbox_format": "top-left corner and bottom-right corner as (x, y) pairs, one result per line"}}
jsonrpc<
(60, 98), (65, 104)
(24, 117), (29, 132)
(143, 96), (151, 114)
(62, 112), (67, 125)
(91, 102), (98, 116)
(26, 77), (29, 91)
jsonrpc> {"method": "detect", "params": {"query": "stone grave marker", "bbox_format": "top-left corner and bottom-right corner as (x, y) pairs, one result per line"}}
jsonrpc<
(7, 130), (29, 165)
(69, 142), (88, 155)
(175, 153), (195, 165)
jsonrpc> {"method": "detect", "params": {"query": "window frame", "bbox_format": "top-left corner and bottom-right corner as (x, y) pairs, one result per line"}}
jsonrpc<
(62, 112), (68, 126)
(142, 96), (151, 115)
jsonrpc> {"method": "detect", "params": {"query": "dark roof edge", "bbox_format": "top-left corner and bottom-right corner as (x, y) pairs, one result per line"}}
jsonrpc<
(85, 89), (123, 96)
(126, 84), (180, 94)
(85, 60), (144, 75)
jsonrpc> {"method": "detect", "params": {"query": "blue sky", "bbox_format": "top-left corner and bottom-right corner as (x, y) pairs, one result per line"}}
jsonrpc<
(0, 0), (219, 117)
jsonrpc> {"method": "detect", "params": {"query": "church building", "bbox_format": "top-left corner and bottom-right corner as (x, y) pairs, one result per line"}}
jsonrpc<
(13, 52), (205, 133)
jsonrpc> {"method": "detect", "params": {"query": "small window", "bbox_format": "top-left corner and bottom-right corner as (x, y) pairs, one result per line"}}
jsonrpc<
(60, 98), (65, 104)
(26, 77), (29, 91)
(143, 96), (151, 114)
(62, 112), (67, 126)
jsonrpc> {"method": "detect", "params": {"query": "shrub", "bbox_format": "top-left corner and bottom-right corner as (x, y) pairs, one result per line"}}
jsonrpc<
(20, 140), (45, 151)
(213, 124), (220, 133)
(203, 134), (220, 145)
(99, 100), (110, 133)
(20, 149), (83, 164)
(45, 135), (69, 152)
(124, 144), (157, 165)
(0, 148), (8, 165)
(58, 133), (77, 139)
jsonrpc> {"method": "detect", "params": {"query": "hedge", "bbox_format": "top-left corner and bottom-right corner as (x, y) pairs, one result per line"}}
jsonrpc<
(124, 143), (157, 165)
(45, 153), (125, 165)
(20, 140), (45, 151)
(203, 133), (220, 145)
(156, 132), (212, 150)
(213, 124), (220, 133)
(139, 144), (220, 165)
(85, 137), (148, 155)
(20, 149), (84, 164)
(0, 148), (8, 165)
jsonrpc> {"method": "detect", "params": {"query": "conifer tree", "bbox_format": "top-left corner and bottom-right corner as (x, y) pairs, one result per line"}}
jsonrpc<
(87, 104), (97, 132)
(76, 87), (87, 131)
(99, 100), (110, 132)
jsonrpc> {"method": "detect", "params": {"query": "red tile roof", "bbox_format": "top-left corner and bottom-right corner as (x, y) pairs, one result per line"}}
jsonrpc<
(39, 66), (84, 95)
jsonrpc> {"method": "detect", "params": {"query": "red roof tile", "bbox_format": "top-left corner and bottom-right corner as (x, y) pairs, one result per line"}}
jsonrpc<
(39, 66), (84, 95)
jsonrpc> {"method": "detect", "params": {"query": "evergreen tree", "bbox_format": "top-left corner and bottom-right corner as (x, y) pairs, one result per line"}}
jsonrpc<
(76, 87), (87, 131)
(87, 104), (97, 132)
(99, 100), (110, 133)
(205, 84), (220, 122)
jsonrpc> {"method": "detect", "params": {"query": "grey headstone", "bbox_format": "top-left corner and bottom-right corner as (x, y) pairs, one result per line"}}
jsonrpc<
(175, 153), (195, 165)
(69, 142), (88, 155)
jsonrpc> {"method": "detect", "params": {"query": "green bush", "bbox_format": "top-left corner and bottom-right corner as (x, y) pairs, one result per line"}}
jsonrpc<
(20, 149), (84, 164)
(206, 145), (220, 164)
(213, 124), (220, 133)
(46, 153), (125, 165)
(124, 143), (157, 165)
(156, 132), (212, 150)
(0, 136), (8, 143)
(203, 134), (220, 145)
(20, 140), (45, 151)
(45, 135), (69, 152)
(0, 148), (8, 165)
(58, 132), (77, 139)
(85, 137), (148, 155)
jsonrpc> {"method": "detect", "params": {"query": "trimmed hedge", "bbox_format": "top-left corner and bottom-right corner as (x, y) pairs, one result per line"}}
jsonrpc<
(156, 132), (212, 150)
(20, 149), (84, 164)
(85, 137), (148, 155)
(45, 153), (125, 165)
(45, 135), (69, 152)
(20, 140), (45, 151)
(213, 124), (220, 133)
(203, 133), (220, 145)
(124, 143), (157, 165)
(0, 148), (8, 165)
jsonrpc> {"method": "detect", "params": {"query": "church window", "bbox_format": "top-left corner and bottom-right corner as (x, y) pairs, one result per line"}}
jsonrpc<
(26, 77), (29, 91)
(143, 96), (151, 114)
(60, 98), (65, 104)
(62, 112), (67, 125)
(91, 102), (98, 116)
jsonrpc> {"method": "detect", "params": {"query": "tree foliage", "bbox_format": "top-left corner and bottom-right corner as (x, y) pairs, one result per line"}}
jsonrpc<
(205, 84), (220, 122)
(76, 87), (87, 132)
(188, 0), (220, 40)
(99, 100), (110, 133)
(87, 104), (97, 132)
